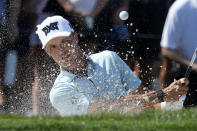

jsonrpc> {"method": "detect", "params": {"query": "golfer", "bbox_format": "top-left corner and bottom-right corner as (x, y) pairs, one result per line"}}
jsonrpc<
(36, 16), (188, 116)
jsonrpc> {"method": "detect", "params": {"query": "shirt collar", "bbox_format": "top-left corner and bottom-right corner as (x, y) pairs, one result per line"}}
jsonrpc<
(83, 53), (93, 62)
(60, 67), (76, 82)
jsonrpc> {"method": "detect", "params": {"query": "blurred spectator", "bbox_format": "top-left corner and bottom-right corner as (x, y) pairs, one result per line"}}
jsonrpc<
(29, 0), (66, 115)
(1, 0), (42, 114)
(160, 0), (197, 107)
(27, 0), (49, 115)
(0, 0), (22, 112)
(30, 13), (56, 116)
(0, 0), (8, 109)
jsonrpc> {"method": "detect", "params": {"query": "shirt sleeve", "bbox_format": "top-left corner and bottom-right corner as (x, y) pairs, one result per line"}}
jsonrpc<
(160, 3), (183, 49)
(110, 51), (141, 91)
(50, 83), (90, 116)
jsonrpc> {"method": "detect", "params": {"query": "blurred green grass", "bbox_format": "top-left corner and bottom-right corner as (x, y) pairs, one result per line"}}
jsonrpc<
(0, 109), (197, 131)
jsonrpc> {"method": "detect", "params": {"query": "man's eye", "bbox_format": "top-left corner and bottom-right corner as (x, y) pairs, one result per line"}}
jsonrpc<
(49, 45), (56, 51)
(51, 45), (56, 48)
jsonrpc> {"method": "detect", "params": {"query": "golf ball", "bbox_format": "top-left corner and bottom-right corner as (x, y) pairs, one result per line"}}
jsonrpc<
(119, 11), (129, 20)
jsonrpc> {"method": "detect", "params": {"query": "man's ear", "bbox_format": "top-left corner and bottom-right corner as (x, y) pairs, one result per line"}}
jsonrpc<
(43, 47), (52, 57)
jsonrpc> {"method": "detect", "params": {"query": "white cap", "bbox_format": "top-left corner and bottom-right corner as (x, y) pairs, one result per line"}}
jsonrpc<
(36, 15), (74, 48)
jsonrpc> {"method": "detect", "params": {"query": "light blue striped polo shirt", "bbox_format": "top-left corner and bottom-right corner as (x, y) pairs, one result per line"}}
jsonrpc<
(50, 50), (141, 116)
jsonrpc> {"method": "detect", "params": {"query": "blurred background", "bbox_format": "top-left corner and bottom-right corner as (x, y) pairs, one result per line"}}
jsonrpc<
(0, 0), (196, 116)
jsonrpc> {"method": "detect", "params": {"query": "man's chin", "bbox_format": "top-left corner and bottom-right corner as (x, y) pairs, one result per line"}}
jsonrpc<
(60, 64), (74, 70)
(60, 64), (69, 69)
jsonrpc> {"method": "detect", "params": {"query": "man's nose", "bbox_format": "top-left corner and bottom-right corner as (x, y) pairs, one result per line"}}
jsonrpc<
(58, 46), (66, 52)
(58, 48), (67, 56)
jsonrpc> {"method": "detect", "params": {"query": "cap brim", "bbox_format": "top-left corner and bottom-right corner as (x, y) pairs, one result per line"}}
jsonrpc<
(42, 32), (72, 49)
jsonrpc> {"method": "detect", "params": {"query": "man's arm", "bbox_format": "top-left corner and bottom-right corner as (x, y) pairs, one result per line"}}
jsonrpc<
(160, 1), (188, 67)
(160, 1), (197, 72)
(88, 90), (160, 113)
(56, 0), (73, 12)
(162, 48), (190, 67)
(50, 84), (90, 116)
(88, 78), (189, 113)
(161, 48), (197, 71)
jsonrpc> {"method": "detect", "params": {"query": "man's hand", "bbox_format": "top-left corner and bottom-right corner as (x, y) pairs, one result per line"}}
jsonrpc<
(163, 78), (189, 102)
(125, 78), (189, 110)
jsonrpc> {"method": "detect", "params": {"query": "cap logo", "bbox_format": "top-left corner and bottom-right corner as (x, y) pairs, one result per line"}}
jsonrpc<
(42, 22), (59, 36)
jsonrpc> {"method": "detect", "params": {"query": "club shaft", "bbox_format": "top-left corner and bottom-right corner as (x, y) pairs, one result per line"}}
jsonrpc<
(184, 48), (197, 78)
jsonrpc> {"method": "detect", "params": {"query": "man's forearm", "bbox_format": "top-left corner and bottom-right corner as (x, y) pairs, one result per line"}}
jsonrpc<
(57, 0), (73, 12)
(87, 96), (125, 113)
(161, 48), (190, 67)
(88, 78), (188, 114)
(88, 91), (160, 114)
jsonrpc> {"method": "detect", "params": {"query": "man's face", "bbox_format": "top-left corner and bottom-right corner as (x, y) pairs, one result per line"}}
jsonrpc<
(44, 33), (80, 70)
